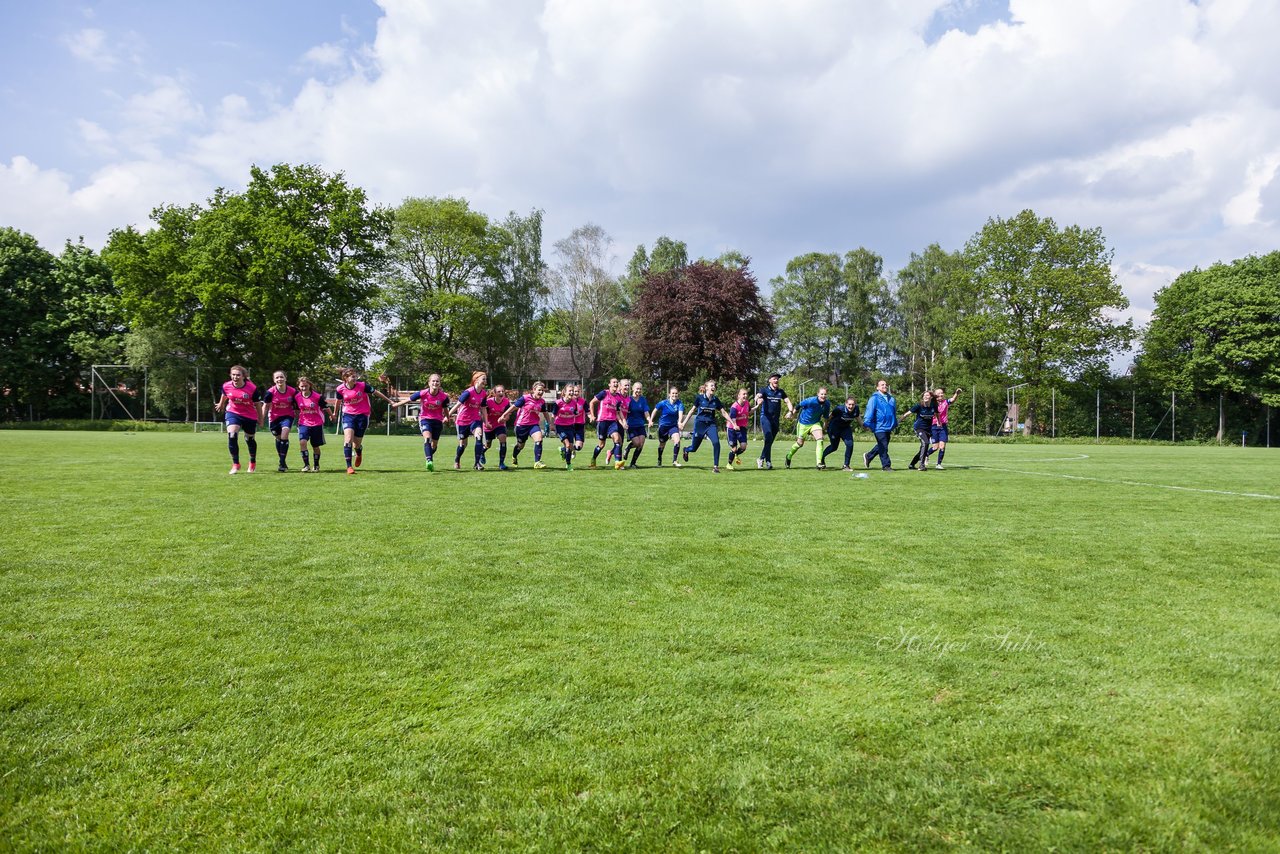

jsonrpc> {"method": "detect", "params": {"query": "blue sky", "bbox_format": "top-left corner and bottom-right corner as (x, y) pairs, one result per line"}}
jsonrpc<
(4, 0), (1280, 364)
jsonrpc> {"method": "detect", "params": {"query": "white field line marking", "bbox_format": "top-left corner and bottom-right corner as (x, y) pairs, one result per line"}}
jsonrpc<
(981, 453), (1092, 464)
(976, 461), (1280, 501)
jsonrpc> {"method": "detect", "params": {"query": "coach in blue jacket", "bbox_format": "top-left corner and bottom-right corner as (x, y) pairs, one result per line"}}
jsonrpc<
(862, 379), (898, 470)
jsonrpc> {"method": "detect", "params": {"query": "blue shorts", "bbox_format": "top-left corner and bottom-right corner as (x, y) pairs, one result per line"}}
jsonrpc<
(516, 424), (543, 442)
(225, 413), (258, 433)
(418, 418), (444, 440)
(932, 426), (949, 443)
(297, 424), (326, 446)
(456, 420), (482, 440)
(657, 423), (679, 442)
(340, 413), (369, 437)
(596, 419), (619, 440)
(728, 427), (747, 445)
(555, 425), (575, 443)
(269, 416), (295, 437)
(485, 425), (507, 442)
(627, 423), (647, 440)
(573, 424), (586, 444)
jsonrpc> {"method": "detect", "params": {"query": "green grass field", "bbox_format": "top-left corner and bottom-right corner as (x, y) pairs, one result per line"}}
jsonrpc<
(2, 431), (1278, 851)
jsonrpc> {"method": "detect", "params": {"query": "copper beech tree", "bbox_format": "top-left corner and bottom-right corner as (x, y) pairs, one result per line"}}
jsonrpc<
(630, 259), (774, 385)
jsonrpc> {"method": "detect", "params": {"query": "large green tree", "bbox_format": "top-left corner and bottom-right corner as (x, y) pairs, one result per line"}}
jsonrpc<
(960, 210), (1133, 432)
(769, 248), (892, 384)
(0, 229), (66, 418)
(1140, 251), (1280, 439)
(893, 243), (987, 396)
(105, 163), (389, 376)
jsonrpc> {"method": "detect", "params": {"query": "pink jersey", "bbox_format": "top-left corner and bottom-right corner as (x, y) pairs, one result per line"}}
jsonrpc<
(456, 388), (488, 424)
(486, 396), (512, 427)
(222, 380), (260, 419)
(513, 395), (547, 427)
(554, 396), (584, 426)
(336, 381), (374, 415)
(729, 401), (751, 428)
(294, 391), (326, 427)
(265, 384), (298, 420)
(597, 390), (622, 421)
(934, 398), (951, 427)
(415, 389), (450, 420)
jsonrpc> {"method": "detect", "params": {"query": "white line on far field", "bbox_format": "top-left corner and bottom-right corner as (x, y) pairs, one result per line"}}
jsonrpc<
(976, 462), (1280, 501)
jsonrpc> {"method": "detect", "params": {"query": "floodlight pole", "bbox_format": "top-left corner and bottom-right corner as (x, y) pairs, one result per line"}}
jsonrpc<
(1131, 384), (1135, 440)
(1095, 388), (1100, 442)
(143, 368), (149, 423)
(1171, 392), (1176, 443)
(1051, 388), (1056, 439)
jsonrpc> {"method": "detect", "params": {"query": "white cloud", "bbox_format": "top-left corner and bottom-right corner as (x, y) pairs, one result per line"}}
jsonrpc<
(300, 42), (346, 69)
(64, 28), (117, 70)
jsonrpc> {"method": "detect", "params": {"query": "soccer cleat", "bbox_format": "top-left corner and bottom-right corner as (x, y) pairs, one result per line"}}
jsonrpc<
(842, 466), (852, 472)
(726, 462), (734, 470)
(229, 464), (241, 475)
(533, 461), (546, 469)
(346, 466), (355, 475)
(589, 462), (597, 469)
(817, 464), (826, 470)
(565, 461), (573, 471)
(784, 457), (791, 469)
(453, 461), (461, 470)
(935, 463), (945, 470)
(863, 452), (873, 469)
(507, 461), (519, 469)
(475, 463), (484, 471)
(682, 449), (689, 462)
(765, 461), (773, 470)
(673, 459), (682, 468)
(756, 458), (764, 469)
(277, 464), (288, 473)
(499, 463), (509, 471)
(247, 462), (257, 473)
(712, 466), (720, 473)
(354, 450), (362, 468)
(656, 458), (663, 467)
(614, 460), (625, 470)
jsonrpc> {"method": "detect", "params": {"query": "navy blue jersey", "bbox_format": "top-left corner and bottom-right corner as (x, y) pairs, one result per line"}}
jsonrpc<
(652, 399), (684, 428)
(758, 386), (788, 421)
(910, 403), (938, 431)
(692, 394), (725, 424)
(828, 403), (860, 431)
(624, 395), (650, 428)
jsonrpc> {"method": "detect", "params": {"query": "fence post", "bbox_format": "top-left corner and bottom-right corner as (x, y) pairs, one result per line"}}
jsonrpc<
(1131, 383), (1135, 440)
(1095, 388), (1100, 442)
(1052, 388), (1056, 439)
(972, 387), (975, 436)
(143, 368), (149, 423)
(1172, 391), (1176, 443)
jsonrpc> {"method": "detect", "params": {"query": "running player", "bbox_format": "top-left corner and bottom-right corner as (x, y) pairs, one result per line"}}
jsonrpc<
(551, 384), (585, 469)
(448, 372), (491, 470)
(725, 387), (752, 469)
(293, 376), (327, 472)
(406, 373), (450, 471)
(214, 365), (264, 473)
(908, 391), (938, 471)
(333, 369), (396, 475)
(648, 386), (685, 467)
(484, 385), (515, 470)
(681, 379), (734, 473)
(261, 370), (299, 472)
(588, 377), (622, 468)
(755, 373), (794, 469)
(785, 387), (831, 469)
(821, 395), (860, 471)
(510, 382), (553, 469)
(929, 386), (961, 469)
(622, 381), (651, 468)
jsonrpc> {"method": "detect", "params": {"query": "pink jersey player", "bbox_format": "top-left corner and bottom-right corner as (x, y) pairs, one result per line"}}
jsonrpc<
(415, 389), (450, 421)
(222, 379), (261, 420)
(729, 400), (751, 429)
(294, 389), (326, 427)
(335, 379), (375, 415)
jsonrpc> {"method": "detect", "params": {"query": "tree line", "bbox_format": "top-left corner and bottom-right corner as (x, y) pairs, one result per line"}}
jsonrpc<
(3, 162), (1277, 440)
